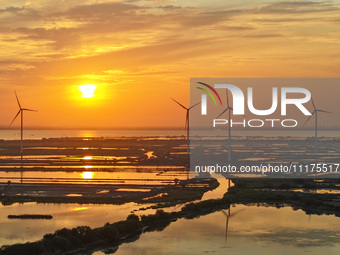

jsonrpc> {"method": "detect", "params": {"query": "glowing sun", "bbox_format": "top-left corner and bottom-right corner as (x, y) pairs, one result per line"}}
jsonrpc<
(79, 84), (97, 98)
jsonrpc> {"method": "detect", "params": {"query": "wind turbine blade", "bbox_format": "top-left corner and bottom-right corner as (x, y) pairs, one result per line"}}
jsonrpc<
(14, 90), (22, 109)
(171, 98), (187, 110)
(229, 208), (246, 218)
(215, 107), (230, 119)
(228, 106), (244, 117)
(22, 108), (37, 112)
(189, 102), (200, 110)
(302, 113), (314, 127)
(311, 97), (316, 110)
(317, 109), (332, 114)
(221, 210), (228, 218)
(10, 110), (21, 126)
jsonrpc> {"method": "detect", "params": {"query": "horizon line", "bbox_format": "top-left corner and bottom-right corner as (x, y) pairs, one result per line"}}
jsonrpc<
(1, 126), (340, 131)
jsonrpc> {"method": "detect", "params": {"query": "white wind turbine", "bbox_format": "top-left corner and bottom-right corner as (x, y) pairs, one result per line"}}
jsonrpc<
(302, 97), (331, 157)
(172, 99), (200, 154)
(9, 91), (37, 158)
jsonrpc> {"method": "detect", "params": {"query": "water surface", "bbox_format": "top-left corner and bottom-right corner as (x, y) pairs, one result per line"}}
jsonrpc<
(94, 204), (340, 255)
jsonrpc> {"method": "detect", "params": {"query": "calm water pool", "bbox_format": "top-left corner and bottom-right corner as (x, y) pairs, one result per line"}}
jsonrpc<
(0, 202), (143, 246)
(0, 177), (228, 246)
(94, 204), (340, 255)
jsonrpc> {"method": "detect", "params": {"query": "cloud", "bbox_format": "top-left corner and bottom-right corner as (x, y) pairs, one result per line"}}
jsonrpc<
(33, 36), (222, 76)
(0, 1), (340, 128)
(55, 2), (145, 21)
(253, 1), (338, 14)
(244, 33), (283, 38)
(1, 1), (337, 54)
(0, 2), (243, 55)
(14, 27), (81, 50)
(0, 0), (340, 83)
(0, 6), (40, 19)
(0, 6), (24, 14)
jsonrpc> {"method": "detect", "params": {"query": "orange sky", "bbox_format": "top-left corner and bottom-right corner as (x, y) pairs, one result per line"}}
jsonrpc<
(0, 0), (340, 129)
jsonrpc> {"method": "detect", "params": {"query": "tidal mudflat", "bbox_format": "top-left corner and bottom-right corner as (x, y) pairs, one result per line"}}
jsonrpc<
(0, 136), (339, 255)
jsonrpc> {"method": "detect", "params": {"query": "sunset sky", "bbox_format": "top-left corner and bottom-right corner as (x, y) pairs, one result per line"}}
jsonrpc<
(0, 0), (340, 129)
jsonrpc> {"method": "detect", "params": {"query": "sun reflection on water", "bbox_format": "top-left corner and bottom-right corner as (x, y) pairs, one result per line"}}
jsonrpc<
(81, 171), (94, 179)
(73, 207), (89, 211)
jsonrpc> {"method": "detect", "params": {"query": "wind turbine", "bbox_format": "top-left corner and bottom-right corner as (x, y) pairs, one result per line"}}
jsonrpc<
(302, 97), (331, 158)
(222, 208), (230, 243)
(216, 90), (233, 162)
(221, 207), (245, 243)
(9, 91), (37, 158)
(171, 98), (200, 155)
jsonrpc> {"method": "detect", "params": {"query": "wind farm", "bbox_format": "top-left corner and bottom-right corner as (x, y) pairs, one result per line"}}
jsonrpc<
(0, 80), (338, 255)
(0, 96), (339, 254)
(0, 0), (340, 253)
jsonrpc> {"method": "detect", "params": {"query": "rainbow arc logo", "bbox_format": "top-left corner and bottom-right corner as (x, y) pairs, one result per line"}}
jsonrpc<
(196, 82), (222, 115)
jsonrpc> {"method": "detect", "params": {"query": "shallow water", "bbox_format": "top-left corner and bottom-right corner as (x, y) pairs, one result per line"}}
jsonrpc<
(1, 129), (340, 140)
(0, 202), (141, 246)
(0, 177), (227, 246)
(0, 168), (187, 185)
(94, 204), (340, 255)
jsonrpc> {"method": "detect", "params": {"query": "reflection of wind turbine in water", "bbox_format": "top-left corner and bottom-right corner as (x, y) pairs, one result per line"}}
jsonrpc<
(216, 90), (233, 161)
(9, 91), (37, 183)
(302, 97), (332, 158)
(221, 207), (246, 243)
(222, 208), (230, 243)
(171, 98), (200, 154)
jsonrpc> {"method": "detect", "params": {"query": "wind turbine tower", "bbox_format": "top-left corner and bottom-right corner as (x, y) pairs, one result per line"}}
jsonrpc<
(216, 90), (233, 161)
